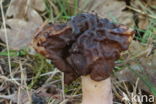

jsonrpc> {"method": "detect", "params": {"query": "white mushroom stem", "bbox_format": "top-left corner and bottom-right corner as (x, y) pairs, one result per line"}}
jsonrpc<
(81, 75), (113, 104)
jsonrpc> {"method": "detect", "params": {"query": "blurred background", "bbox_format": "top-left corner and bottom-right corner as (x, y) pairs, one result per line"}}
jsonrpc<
(0, 0), (156, 104)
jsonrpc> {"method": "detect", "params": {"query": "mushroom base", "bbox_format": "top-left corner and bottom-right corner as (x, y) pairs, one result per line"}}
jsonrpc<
(81, 76), (113, 104)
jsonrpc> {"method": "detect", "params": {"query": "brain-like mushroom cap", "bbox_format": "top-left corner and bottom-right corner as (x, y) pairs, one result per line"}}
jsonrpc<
(33, 13), (135, 84)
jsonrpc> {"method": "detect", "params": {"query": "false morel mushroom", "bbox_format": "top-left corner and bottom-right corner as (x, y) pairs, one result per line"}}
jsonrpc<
(33, 13), (135, 104)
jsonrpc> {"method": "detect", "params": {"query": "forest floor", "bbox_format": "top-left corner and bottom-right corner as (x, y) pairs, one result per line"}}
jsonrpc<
(0, 0), (156, 104)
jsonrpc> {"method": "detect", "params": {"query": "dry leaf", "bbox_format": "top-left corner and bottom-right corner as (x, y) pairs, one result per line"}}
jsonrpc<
(27, 8), (43, 25)
(6, 0), (44, 24)
(0, 19), (39, 50)
(31, 0), (46, 12)
(79, 0), (134, 26)
(6, 0), (45, 18)
(0, 0), (44, 49)
(6, 0), (28, 18)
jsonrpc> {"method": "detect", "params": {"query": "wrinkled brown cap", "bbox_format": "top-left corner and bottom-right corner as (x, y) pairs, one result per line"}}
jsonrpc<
(33, 13), (135, 84)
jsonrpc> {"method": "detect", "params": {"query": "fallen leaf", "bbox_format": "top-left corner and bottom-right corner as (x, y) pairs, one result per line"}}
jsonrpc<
(6, 0), (27, 18)
(1, 0), (44, 49)
(0, 19), (39, 50)
(27, 8), (43, 25)
(6, 0), (45, 18)
(31, 0), (46, 12)
(6, 0), (43, 24)
(79, 0), (134, 26)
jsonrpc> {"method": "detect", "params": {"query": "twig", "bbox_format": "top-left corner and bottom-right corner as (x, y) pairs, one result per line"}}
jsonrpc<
(40, 70), (60, 77)
(0, 0), (12, 79)
(0, 65), (4, 74)
(0, 76), (20, 86)
(126, 6), (156, 19)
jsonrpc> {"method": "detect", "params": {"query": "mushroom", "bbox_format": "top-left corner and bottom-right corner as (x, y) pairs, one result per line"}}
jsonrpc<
(32, 13), (135, 104)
